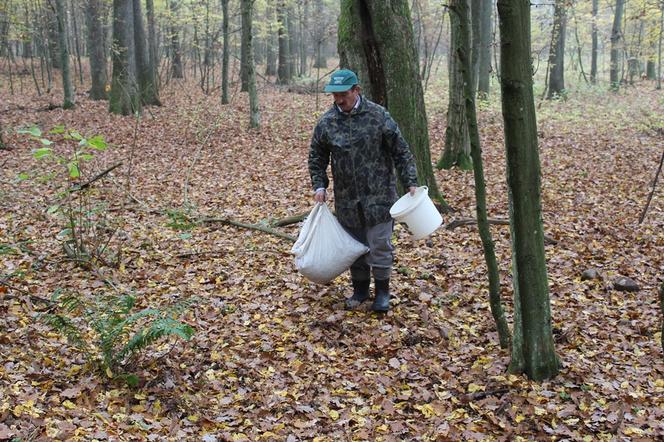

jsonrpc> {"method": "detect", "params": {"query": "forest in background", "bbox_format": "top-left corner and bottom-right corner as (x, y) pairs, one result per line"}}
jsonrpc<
(0, 0), (663, 440)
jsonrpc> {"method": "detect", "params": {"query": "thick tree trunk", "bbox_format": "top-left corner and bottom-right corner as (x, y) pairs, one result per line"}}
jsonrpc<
(497, 0), (559, 381)
(109, 0), (140, 115)
(590, 0), (598, 84)
(169, 0), (183, 79)
(546, 0), (566, 99)
(610, 0), (625, 90)
(438, 4), (472, 171)
(55, 0), (74, 109)
(86, 0), (108, 100)
(221, 0), (230, 103)
(277, 0), (290, 84)
(338, 0), (446, 207)
(477, 0), (492, 98)
(287, 6), (297, 77)
(241, 0), (260, 128)
(133, 0), (158, 106)
(455, 0), (511, 349)
(145, 0), (160, 102)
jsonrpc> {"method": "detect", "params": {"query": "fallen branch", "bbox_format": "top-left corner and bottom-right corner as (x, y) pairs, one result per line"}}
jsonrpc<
(270, 213), (308, 227)
(70, 162), (123, 192)
(0, 281), (53, 306)
(199, 217), (296, 242)
(446, 217), (558, 245)
(638, 148), (663, 224)
(460, 388), (510, 403)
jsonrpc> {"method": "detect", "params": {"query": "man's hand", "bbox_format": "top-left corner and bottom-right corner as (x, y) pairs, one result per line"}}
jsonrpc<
(314, 189), (326, 203)
(408, 186), (417, 196)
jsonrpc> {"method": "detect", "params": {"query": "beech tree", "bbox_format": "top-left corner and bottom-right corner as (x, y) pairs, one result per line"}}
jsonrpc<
(86, 0), (108, 100)
(55, 0), (74, 109)
(497, 0), (560, 381)
(610, 0), (625, 90)
(338, 0), (445, 206)
(546, 0), (566, 99)
(241, 0), (260, 128)
(109, 0), (139, 115)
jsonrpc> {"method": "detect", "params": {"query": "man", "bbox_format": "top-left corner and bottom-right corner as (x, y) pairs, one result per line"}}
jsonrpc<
(308, 69), (418, 312)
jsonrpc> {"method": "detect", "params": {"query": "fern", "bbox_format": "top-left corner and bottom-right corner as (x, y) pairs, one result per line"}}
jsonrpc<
(40, 291), (196, 384)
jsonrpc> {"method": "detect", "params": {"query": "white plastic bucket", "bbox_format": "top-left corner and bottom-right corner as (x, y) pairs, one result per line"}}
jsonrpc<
(389, 186), (443, 240)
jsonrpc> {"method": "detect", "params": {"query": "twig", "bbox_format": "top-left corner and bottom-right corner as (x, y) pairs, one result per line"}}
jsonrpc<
(446, 217), (558, 245)
(638, 148), (664, 224)
(270, 212), (308, 227)
(199, 217), (296, 242)
(70, 162), (123, 192)
(0, 281), (53, 305)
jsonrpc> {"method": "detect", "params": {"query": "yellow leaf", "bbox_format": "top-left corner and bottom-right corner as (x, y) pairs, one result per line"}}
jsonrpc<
(105, 367), (113, 378)
(328, 409), (339, 420)
(63, 400), (76, 410)
(187, 415), (199, 423)
(467, 383), (484, 393)
(415, 403), (436, 418)
(376, 424), (389, 433)
(12, 404), (23, 417)
(624, 427), (644, 436)
(534, 407), (546, 416)
(515, 414), (525, 423)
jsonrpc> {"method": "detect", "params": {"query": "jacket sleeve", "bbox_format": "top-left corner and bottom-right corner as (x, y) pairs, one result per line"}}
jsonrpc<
(383, 111), (419, 189)
(308, 122), (330, 191)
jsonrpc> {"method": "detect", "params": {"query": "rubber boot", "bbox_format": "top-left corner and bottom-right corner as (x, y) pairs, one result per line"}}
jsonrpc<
(372, 279), (390, 312)
(345, 279), (370, 310)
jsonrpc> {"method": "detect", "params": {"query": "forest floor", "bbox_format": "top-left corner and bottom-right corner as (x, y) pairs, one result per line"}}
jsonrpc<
(0, 75), (663, 441)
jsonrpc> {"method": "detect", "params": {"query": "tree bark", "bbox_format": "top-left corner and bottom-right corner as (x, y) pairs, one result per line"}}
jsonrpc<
(455, 0), (510, 349)
(277, 0), (290, 84)
(240, 0), (249, 91)
(610, 0), (625, 90)
(497, 0), (559, 381)
(145, 0), (160, 103)
(109, 0), (140, 115)
(338, 0), (446, 208)
(477, 0), (492, 98)
(133, 0), (158, 106)
(470, 0), (481, 94)
(546, 0), (566, 99)
(169, 0), (183, 79)
(86, 0), (108, 100)
(241, 0), (260, 128)
(265, 3), (277, 76)
(55, 0), (74, 109)
(221, 0), (230, 103)
(657, 1), (663, 90)
(590, 0), (598, 84)
(438, 3), (472, 171)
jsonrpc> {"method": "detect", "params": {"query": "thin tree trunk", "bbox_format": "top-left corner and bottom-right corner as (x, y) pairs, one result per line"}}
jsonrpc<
(169, 0), (183, 79)
(497, 0), (559, 381)
(299, 0), (308, 77)
(610, 0), (625, 90)
(658, 1), (663, 90)
(277, 0), (290, 84)
(590, 0), (598, 84)
(221, 0), (230, 103)
(146, 0), (160, 101)
(546, 0), (566, 99)
(241, 0), (260, 128)
(240, 0), (249, 91)
(470, 0), (481, 94)
(133, 0), (157, 105)
(55, 0), (74, 108)
(454, 0), (510, 349)
(265, 2), (277, 76)
(478, 0), (492, 98)
(70, 0), (83, 85)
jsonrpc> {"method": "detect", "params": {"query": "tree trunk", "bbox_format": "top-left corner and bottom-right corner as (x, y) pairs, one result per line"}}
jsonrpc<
(241, 0), (260, 128)
(146, 0), (160, 102)
(497, 0), (559, 381)
(277, 0), (290, 84)
(477, 0), (492, 98)
(133, 0), (158, 106)
(221, 0), (230, 103)
(470, 0), (481, 94)
(590, 0), (598, 84)
(240, 0), (249, 91)
(438, 4), (472, 171)
(265, 3), (277, 76)
(313, 0), (327, 68)
(610, 0), (625, 90)
(299, 0), (308, 77)
(70, 0), (84, 85)
(86, 0), (108, 100)
(455, 0), (511, 349)
(546, 0), (566, 99)
(287, 5), (297, 77)
(109, 0), (140, 115)
(658, 2), (663, 90)
(338, 0), (446, 207)
(169, 0), (183, 79)
(55, 0), (74, 108)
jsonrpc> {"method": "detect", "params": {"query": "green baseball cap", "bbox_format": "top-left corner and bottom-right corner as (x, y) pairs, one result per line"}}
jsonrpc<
(324, 69), (358, 92)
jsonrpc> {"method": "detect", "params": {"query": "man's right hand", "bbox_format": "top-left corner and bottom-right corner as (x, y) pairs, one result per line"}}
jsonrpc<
(314, 189), (326, 203)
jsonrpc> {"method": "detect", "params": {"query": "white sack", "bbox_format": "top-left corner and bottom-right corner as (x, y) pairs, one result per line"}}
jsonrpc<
(291, 203), (369, 284)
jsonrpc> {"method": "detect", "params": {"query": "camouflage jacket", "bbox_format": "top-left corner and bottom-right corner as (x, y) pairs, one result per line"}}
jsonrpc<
(308, 97), (419, 228)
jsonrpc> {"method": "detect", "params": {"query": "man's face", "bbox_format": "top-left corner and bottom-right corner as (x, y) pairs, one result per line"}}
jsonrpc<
(332, 87), (360, 113)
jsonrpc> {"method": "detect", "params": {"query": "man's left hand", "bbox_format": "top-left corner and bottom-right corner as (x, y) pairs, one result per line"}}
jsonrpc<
(409, 186), (417, 196)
